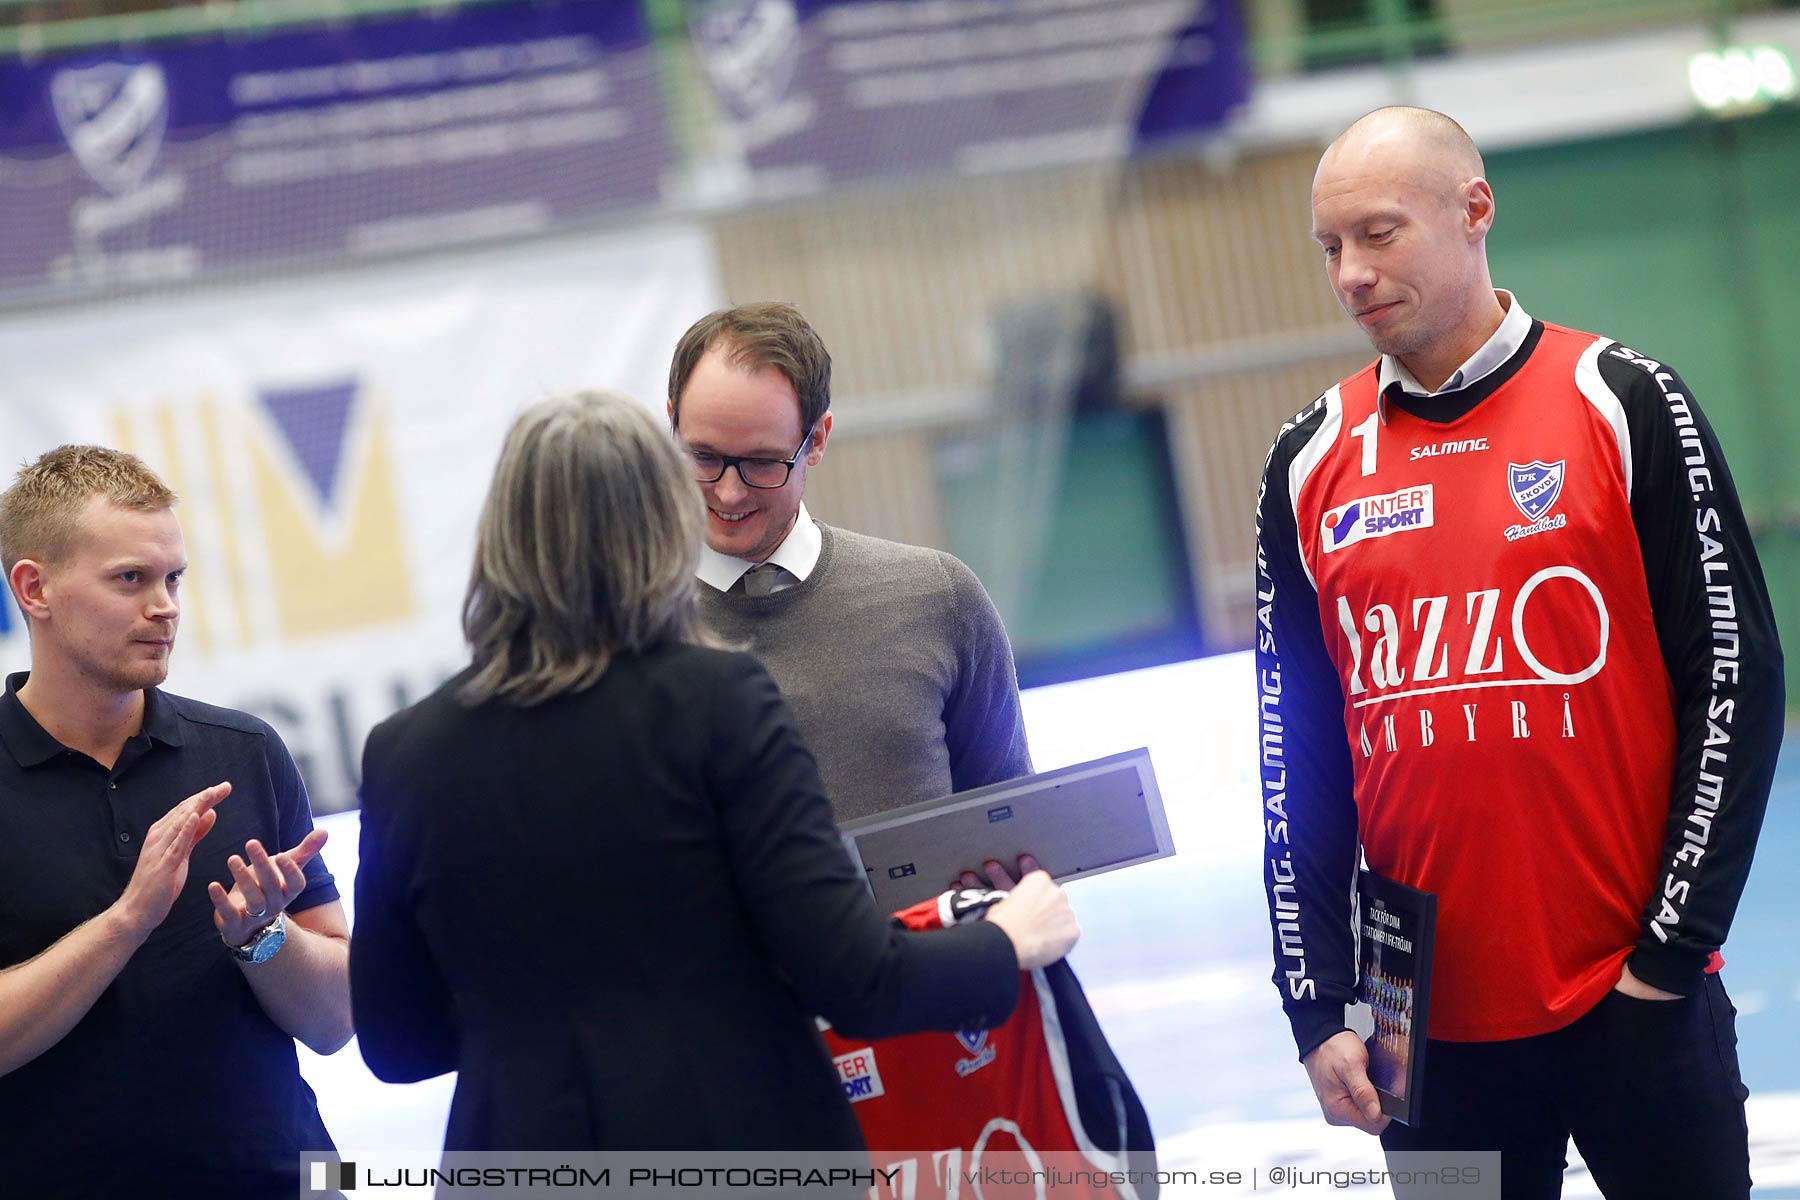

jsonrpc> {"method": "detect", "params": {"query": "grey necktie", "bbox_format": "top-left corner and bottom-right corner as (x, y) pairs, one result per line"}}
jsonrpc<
(738, 563), (791, 598)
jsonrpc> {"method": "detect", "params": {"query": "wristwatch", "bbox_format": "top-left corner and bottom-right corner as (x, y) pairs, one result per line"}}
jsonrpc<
(228, 910), (287, 964)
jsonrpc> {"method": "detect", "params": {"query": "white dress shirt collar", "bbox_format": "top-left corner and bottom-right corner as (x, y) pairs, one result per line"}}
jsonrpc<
(1378, 289), (1532, 401)
(696, 502), (822, 593)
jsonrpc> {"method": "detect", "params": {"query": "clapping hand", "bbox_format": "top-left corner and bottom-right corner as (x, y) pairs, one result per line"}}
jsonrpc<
(208, 829), (329, 947)
(116, 782), (231, 936)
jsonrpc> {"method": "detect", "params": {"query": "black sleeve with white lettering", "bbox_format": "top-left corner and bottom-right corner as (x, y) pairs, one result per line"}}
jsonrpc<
(1600, 349), (1785, 995)
(1256, 403), (1362, 1059)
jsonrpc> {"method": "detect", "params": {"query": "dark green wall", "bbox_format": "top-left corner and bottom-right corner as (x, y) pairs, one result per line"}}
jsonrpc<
(1486, 109), (1800, 697)
(939, 409), (1205, 687)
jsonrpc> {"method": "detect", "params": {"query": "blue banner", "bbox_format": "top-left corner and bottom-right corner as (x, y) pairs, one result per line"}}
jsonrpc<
(688, 0), (1250, 196)
(0, 1), (669, 300)
(0, 0), (1251, 303)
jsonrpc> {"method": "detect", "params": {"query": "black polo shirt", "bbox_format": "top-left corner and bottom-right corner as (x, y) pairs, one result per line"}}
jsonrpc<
(0, 672), (339, 1197)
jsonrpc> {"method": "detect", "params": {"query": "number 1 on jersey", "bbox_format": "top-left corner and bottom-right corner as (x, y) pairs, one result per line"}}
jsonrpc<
(1351, 412), (1378, 476)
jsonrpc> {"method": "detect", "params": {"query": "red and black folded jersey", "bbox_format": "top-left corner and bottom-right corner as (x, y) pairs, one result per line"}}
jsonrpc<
(819, 890), (1157, 1199)
(1256, 319), (1784, 1052)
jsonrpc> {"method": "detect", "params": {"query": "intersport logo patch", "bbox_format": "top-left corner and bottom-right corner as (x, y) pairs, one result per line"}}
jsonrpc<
(833, 1047), (885, 1103)
(1322, 485), (1434, 553)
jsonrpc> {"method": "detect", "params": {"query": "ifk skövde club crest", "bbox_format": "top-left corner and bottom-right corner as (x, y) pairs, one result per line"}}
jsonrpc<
(688, 0), (802, 123)
(50, 60), (169, 194)
(1507, 460), (1565, 523)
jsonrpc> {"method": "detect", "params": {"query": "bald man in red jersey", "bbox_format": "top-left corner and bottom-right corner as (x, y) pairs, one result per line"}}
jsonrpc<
(1256, 107), (1783, 1198)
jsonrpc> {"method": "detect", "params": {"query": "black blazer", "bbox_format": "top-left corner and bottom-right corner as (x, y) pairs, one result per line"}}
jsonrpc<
(351, 643), (1019, 1151)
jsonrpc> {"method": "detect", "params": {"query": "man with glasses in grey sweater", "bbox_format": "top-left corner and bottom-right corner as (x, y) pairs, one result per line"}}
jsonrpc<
(669, 308), (1156, 1173)
(669, 302), (1033, 829)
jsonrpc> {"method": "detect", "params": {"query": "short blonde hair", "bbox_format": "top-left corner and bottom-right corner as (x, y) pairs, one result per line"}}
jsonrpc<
(460, 391), (717, 707)
(0, 445), (176, 577)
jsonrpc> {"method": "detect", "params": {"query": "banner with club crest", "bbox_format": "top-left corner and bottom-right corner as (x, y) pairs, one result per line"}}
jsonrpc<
(0, 0), (1249, 305)
(0, 1), (670, 303)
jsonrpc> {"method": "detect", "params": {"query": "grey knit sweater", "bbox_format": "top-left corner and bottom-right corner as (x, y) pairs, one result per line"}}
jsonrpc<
(698, 521), (1033, 824)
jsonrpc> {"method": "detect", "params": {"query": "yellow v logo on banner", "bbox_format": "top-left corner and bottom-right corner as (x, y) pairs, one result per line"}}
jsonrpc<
(110, 377), (415, 655)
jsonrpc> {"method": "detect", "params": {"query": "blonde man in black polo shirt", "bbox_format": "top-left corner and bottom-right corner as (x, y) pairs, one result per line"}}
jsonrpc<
(0, 445), (351, 1197)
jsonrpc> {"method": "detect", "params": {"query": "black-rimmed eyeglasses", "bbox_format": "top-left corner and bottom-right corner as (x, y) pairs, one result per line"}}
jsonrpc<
(681, 425), (816, 489)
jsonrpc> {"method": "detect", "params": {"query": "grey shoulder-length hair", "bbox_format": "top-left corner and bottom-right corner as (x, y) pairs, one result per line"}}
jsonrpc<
(459, 390), (717, 707)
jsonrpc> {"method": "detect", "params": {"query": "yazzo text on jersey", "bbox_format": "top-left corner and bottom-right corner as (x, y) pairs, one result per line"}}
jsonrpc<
(1335, 564), (1608, 753)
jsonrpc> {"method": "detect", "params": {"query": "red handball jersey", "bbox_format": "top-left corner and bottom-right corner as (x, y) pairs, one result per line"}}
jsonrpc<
(1256, 315), (1784, 1052)
(818, 890), (1156, 1200)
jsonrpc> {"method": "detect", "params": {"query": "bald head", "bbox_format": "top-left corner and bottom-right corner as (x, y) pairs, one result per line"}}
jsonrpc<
(1309, 107), (1504, 390)
(1316, 107), (1484, 207)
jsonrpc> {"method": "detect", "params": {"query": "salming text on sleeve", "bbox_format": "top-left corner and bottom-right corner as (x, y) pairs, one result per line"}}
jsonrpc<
(1595, 346), (1784, 996)
(1257, 399), (1362, 1059)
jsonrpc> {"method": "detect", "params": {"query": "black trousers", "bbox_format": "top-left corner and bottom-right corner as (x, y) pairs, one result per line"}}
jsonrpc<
(1380, 973), (1750, 1200)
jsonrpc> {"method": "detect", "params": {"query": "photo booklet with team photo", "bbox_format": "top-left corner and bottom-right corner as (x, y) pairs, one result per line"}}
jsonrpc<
(1357, 867), (1437, 1126)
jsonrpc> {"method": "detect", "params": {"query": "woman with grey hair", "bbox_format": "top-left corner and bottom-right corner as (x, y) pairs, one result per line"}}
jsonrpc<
(349, 391), (1078, 1152)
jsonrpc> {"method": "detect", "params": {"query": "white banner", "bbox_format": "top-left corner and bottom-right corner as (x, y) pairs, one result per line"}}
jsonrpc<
(0, 222), (723, 813)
